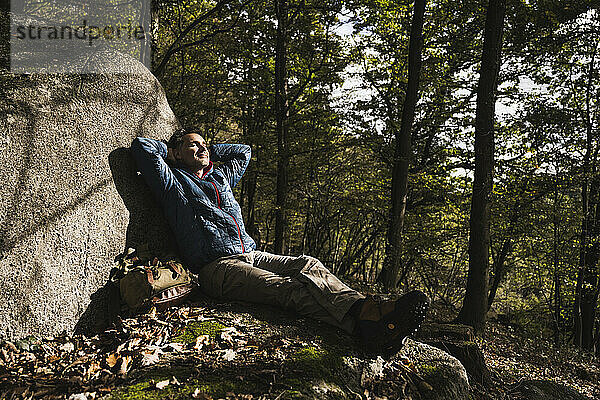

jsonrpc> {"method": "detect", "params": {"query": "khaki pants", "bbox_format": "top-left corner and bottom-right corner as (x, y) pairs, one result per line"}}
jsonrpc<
(197, 251), (364, 333)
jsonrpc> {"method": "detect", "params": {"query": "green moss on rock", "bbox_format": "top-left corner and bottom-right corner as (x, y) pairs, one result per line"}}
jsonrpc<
(418, 362), (460, 397)
(291, 347), (344, 379)
(277, 347), (348, 399)
(419, 363), (439, 377)
(172, 320), (227, 343)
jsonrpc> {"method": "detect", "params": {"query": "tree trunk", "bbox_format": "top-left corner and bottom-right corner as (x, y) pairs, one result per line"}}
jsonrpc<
(139, 0), (151, 67)
(0, 0), (10, 71)
(487, 237), (511, 309)
(552, 176), (561, 347)
(580, 192), (600, 351)
(574, 50), (598, 351)
(379, 0), (426, 291)
(274, 0), (289, 254)
(243, 30), (260, 249)
(150, 0), (159, 73)
(574, 162), (588, 348)
(579, 170), (600, 351)
(456, 0), (506, 334)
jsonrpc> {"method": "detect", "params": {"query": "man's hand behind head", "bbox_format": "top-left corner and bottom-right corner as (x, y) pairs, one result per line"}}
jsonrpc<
(166, 147), (177, 164)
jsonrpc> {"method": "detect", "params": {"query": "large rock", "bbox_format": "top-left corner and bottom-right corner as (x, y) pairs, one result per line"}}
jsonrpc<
(418, 323), (492, 388)
(0, 30), (179, 339)
(103, 299), (471, 400)
(399, 338), (470, 400)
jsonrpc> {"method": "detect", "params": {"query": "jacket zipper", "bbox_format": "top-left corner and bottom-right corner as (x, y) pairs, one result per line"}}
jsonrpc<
(185, 168), (247, 253)
(208, 180), (246, 253)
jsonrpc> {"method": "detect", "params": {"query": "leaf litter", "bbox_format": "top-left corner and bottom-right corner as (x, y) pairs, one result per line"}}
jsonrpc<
(0, 299), (435, 400)
(0, 304), (264, 399)
(3, 296), (596, 399)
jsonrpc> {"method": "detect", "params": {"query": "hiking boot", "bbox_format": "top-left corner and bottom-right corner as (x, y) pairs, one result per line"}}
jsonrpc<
(356, 290), (429, 358)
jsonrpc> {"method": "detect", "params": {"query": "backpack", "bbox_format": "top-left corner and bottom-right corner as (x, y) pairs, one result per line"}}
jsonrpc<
(111, 247), (197, 314)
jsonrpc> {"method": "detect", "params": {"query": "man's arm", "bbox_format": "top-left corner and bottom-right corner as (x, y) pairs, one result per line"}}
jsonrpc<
(130, 137), (182, 205)
(209, 144), (251, 188)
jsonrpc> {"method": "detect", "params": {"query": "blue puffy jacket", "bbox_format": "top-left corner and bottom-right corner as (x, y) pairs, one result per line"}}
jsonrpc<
(130, 137), (256, 270)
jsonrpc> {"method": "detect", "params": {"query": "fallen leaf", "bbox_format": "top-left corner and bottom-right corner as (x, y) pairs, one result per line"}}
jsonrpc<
(398, 356), (411, 366)
(60, 342), (75, 353)
(221, 349), (236, 361)
(0, 348), (11, 363)
(128, 338), (143, 350)
(116, 342), (128, 353)
(164, 342), (184, 352)
(119, 355), (132, 376)
(106, 353), (119, 368)
(194, 335), (211, 351)
(47, 355), (60, 363)
(156, 379), (170, 389)
(141, 349), (162, 366)
(4, 341), (18, 353)
(192, 388), (213, 399)
(418, 381), (434, 392)
(220, 331), (234, 345)
(86, 362), (101, 378)
(68, 393), (89, 400)
(35, 366), (54, 375)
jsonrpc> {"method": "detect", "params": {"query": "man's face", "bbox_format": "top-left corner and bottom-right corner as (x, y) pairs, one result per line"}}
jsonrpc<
(175, 133), (210, 170)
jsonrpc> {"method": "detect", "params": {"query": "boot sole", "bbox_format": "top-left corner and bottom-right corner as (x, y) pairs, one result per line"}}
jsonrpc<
(360, 291), (429, 359)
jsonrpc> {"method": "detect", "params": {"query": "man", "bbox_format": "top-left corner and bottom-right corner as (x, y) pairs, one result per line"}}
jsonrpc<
(130, 129), (429, 357)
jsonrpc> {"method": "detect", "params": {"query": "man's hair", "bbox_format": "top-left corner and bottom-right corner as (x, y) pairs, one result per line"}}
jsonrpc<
(167, 127), (202, 149)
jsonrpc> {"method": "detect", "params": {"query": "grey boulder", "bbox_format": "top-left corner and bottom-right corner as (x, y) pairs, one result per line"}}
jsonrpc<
(0, 45), (179, 340)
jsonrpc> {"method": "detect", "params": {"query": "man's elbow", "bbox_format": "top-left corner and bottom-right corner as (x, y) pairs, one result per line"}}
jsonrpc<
(131, 137), (148, 153)
(242, 144), (251, 162)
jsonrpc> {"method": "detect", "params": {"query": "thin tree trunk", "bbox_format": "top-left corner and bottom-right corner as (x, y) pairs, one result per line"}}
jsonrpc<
(574, 175), (587, 347)
(553, 175), (561, 347)
(246, 156), (259, 245)
(574, 49), (598, 350)
(487, 237), (511, 309)
(580, 169), (600, 350)
(456, 0), (506, 334)
(487, 179), (540, 309)
(379, 0), (426, 291)
(274, 0), (289, 255)
(595, 322), (600, 355)
(301, 202), (310, 254)
(0, 0), (10, 71)
(150, 0), (159, 73)
(581, 177), (600, 350)
(244, 24), (260, 248)
(139, 0), (151, 67)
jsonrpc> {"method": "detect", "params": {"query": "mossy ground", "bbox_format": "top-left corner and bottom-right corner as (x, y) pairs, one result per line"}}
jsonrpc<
(109, 366), (261, 400)
(110, 346), (350, 399)
(288, 347), (344, 379)
(278, 347), (347, 398)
